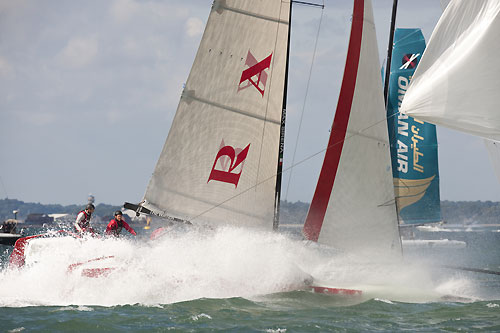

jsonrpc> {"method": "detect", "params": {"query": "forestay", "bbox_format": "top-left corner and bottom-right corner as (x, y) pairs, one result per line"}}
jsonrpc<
(302, 0), (401, 259)
(141, 0), (290, 227)
(400, 0), (500, 141)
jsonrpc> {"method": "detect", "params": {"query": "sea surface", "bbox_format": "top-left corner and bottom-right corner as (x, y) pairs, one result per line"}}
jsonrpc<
(1, 222), (499, 332)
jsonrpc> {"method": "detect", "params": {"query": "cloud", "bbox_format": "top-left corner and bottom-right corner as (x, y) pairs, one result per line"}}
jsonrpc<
(185, 17), (204, 37)
(57, 36), (99, 69)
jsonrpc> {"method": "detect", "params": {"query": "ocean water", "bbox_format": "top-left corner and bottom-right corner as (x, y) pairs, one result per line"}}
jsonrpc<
(1, 223), (499, 332)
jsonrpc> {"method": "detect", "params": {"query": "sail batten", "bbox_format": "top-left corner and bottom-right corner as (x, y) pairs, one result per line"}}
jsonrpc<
(181, 91), (281, 125)
(214, 1), (290, 24)
(345, 130), (390, 144)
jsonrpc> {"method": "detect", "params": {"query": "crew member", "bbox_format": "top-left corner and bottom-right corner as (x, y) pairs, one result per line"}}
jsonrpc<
(74, 203), (96, 234)
(105, 211), (137, 237)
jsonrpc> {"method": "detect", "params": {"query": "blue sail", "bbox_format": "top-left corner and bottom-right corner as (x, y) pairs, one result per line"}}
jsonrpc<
(386, 28), (441, 225)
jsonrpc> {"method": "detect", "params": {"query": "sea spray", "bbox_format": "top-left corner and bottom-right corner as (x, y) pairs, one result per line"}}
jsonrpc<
(0, 226), (312, 306)
(297, 244), (482, 303)
(0, 225), (487, 307)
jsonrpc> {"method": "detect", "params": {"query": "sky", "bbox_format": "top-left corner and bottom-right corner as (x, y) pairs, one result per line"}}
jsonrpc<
(1, 0), (499, 206)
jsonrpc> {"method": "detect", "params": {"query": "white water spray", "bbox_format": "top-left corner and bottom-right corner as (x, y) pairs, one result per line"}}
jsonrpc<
(0, 226), (485, 306)
(0, 227), (313, 306)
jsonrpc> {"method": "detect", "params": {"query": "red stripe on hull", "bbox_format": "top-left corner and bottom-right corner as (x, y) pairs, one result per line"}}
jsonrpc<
(9, 230), (81, 269)
(82, 267), (116, 278)
(311, 286), (362, 296)
(9, 234), (45, 268)
(302, 0), (365, 241)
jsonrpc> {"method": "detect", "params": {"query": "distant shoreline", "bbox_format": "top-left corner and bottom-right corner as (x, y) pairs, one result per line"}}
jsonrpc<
(2, 198), (500, 226)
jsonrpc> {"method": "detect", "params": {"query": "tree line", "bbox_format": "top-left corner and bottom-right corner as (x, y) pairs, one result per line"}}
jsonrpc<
(278, 200), (500, 225)
(1, 198), (499, 225)
(0, 198), (121, 221)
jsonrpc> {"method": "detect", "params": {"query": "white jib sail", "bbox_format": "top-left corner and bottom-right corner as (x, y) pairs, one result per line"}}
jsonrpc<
(400, 0), (500, 141)
(303, 0), (401, 260)
(142, 0), (290, 228)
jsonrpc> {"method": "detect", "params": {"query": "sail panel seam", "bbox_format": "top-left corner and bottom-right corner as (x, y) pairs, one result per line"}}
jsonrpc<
(345, 130), (389, 145)
(181, 91), (281, 125)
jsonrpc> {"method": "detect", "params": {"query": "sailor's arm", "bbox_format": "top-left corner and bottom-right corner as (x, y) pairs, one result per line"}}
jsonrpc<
(105, 220), (116, 235)
(74, 212), (85, 232)
(123, 221), (137, 236)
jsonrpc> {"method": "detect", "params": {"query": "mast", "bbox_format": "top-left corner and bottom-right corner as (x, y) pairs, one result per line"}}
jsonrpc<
(383, 0), (398, 105)
(382, 0), (402, 252)
(273, 0), (293, 231)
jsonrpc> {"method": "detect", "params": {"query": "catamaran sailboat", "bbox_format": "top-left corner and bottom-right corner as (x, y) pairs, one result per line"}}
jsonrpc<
(10, 0), (407, 289)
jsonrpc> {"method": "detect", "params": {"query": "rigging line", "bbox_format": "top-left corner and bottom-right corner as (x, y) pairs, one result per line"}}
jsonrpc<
(383, 0), (398, 105)
(292, 0), (324, 8)
(256, 0), (289, 200)
(284, 0), (325, 202)
(189, 111), (401, 222)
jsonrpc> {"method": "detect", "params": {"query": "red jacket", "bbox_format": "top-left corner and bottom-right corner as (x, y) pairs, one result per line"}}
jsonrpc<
(105, 218), (136, 237)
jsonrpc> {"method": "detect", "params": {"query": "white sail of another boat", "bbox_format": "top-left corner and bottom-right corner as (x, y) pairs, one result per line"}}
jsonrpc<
(400, 0), (500, 141)
(140, 0), (290, 228)
(302, 0), (402, 260)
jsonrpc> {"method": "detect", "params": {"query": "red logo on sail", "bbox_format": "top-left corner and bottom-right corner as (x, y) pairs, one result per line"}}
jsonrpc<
(238, 51), (273, 97)
(208, 140), (250, 188)
(400, 53), (420, 70)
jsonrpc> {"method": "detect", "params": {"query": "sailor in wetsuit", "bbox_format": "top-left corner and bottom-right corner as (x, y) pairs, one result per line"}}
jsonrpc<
(105, 211), (137, 237)
(74, 203), (96, 235)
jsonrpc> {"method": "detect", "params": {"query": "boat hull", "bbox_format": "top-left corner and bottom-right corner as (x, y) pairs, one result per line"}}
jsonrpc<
(0, 233), (22, 246)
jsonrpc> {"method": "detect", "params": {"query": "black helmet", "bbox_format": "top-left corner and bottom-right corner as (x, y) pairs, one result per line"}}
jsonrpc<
(86, 203), (95, 210)
(114, 210), (123, 216)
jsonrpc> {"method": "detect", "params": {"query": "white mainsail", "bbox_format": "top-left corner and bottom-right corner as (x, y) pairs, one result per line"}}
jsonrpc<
(302, 0), (401, 259)
(400, 0), (500, 141)
(141, 1), (290, 227)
